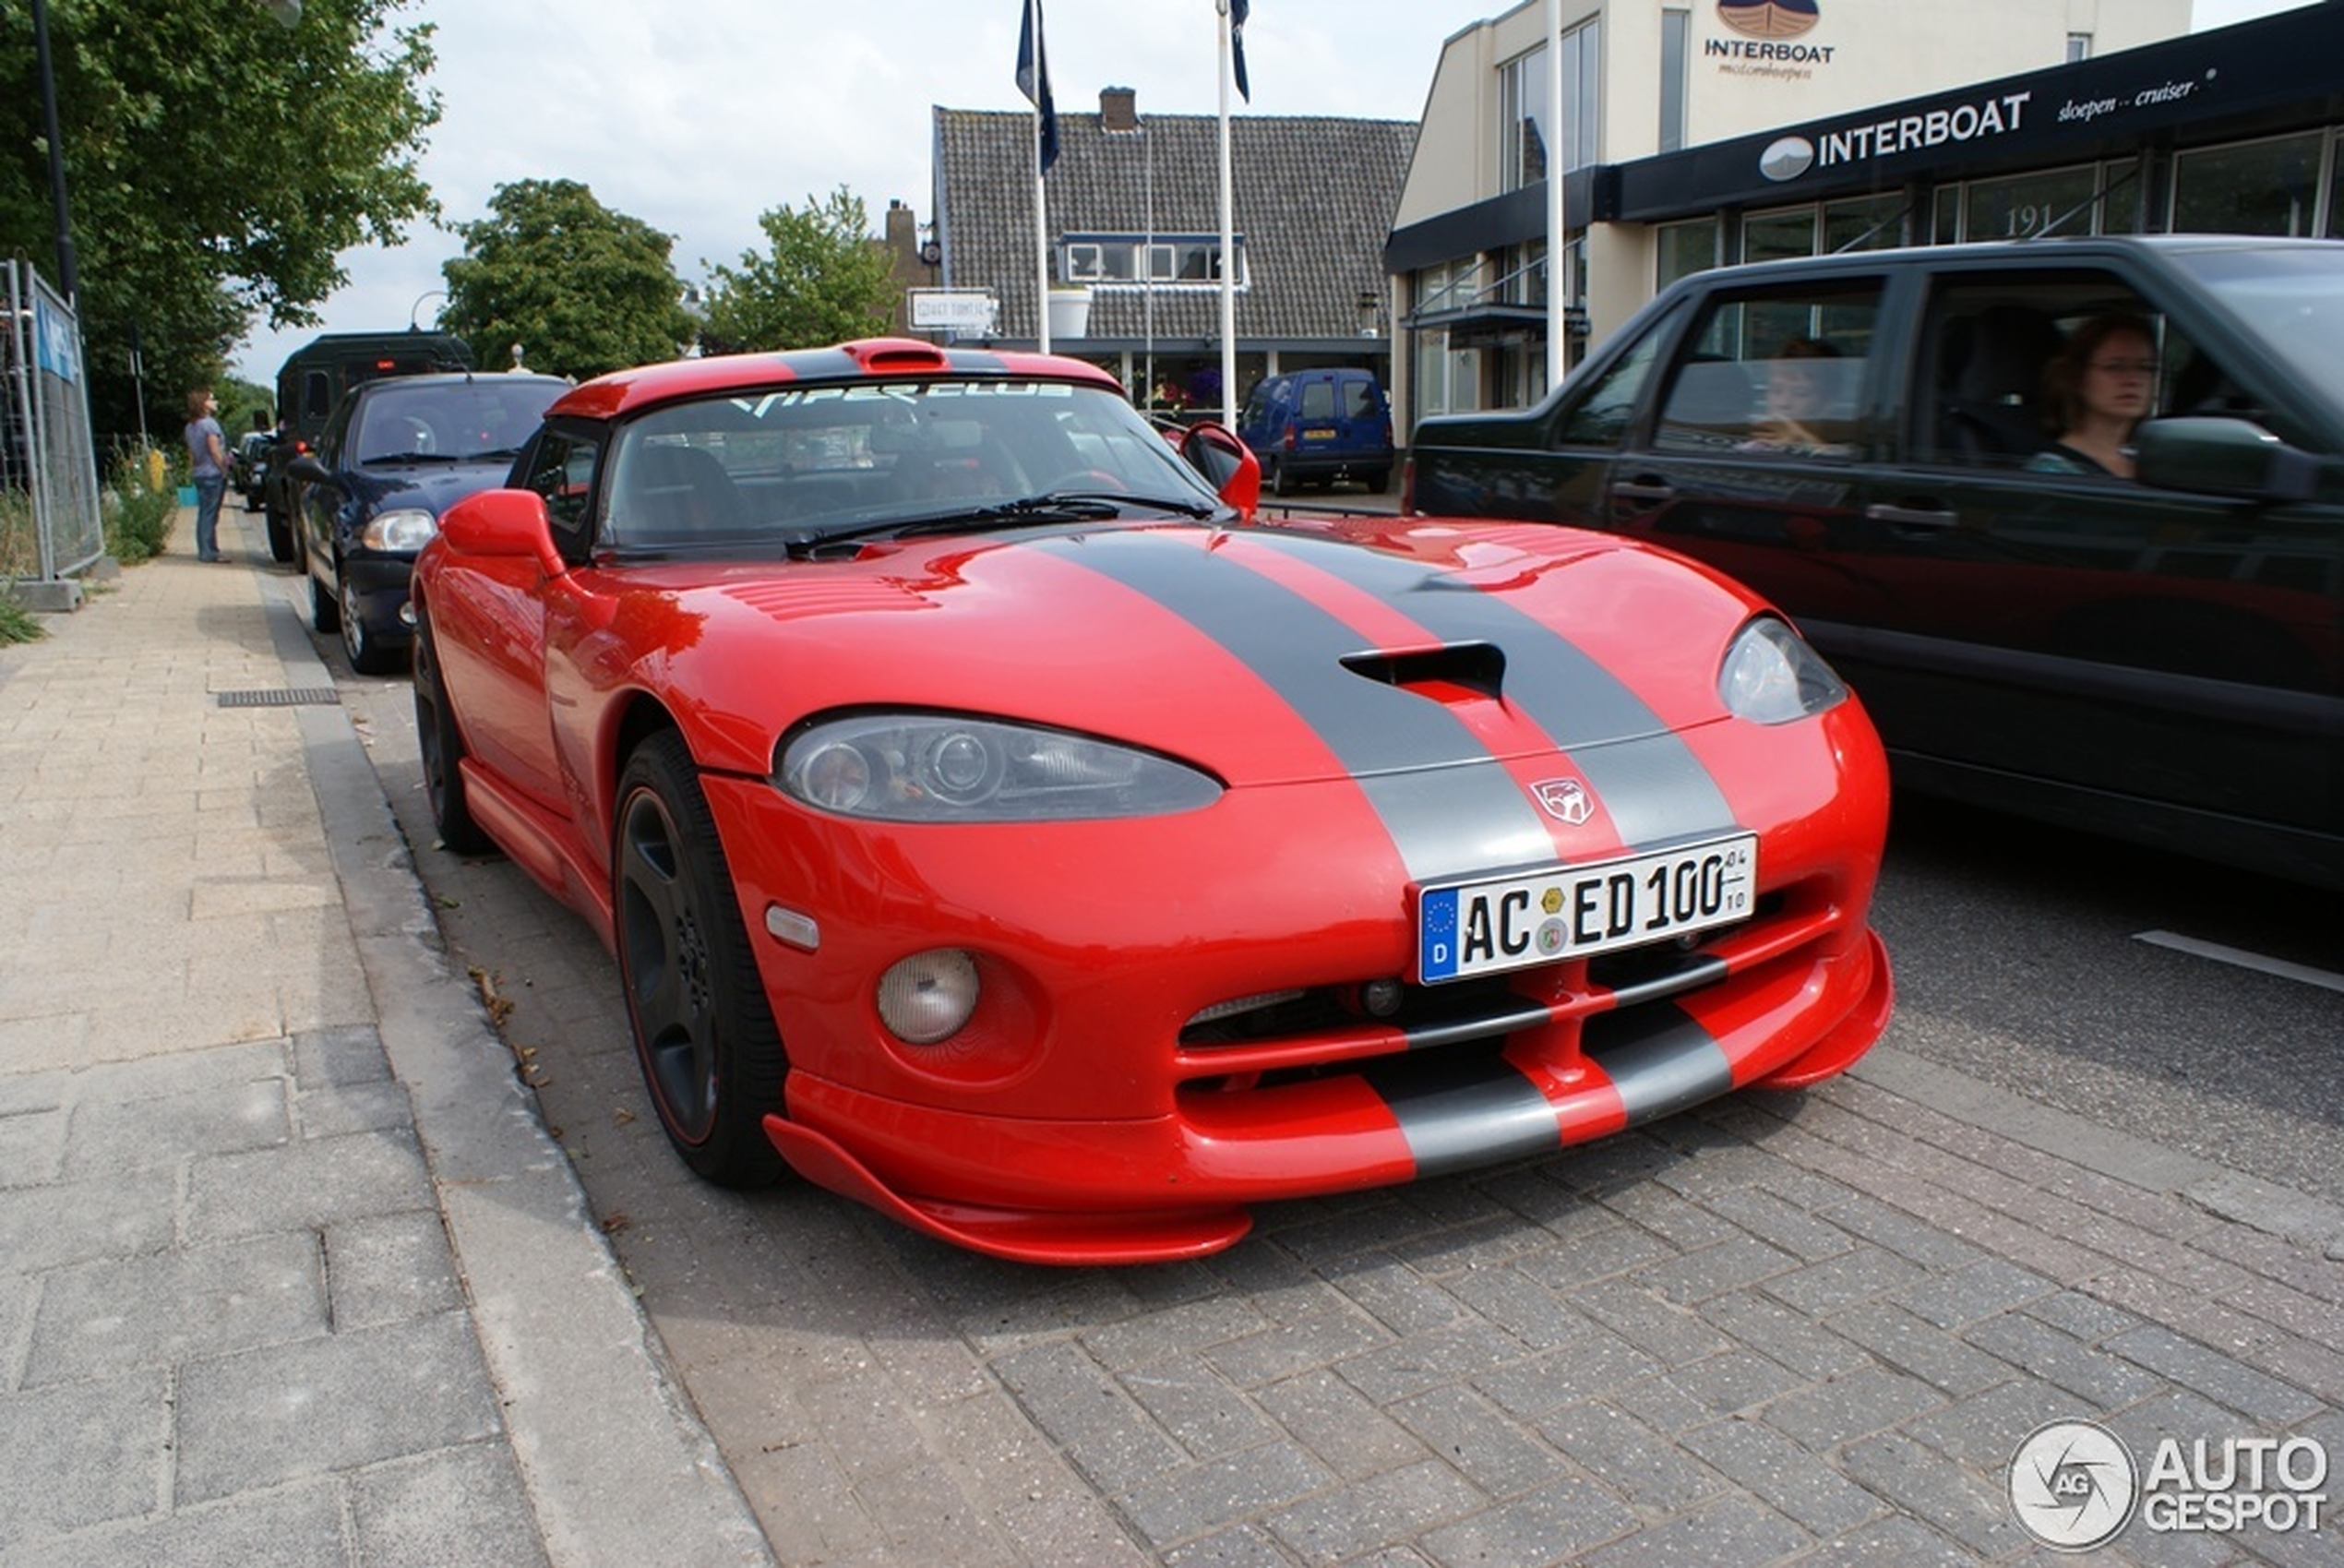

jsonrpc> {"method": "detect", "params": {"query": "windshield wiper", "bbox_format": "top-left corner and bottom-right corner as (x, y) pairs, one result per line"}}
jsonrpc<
(784, 494), (1128, 556)
(361, 450), (460, 465)
(1038, 489), (1217, 519)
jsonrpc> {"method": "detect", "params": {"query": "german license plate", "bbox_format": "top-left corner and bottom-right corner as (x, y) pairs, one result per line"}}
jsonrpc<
(1415, 835), (1758, 984)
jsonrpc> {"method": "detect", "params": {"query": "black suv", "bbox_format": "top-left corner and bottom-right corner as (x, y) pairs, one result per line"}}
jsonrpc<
(1409, 236), (2344, 888)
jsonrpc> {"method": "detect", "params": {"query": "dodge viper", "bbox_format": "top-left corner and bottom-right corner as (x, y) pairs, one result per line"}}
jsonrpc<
(413, 339), (1893, 1264)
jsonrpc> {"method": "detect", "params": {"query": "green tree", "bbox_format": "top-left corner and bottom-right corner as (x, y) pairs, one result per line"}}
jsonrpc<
(0, 0), (440, 440)
(699, 187), (898, 355)
(439, 179), (695, 380)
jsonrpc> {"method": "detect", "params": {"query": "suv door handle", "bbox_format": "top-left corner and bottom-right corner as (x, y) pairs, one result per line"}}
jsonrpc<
(1864, 501), (1959, 528)
(1609, 478), (1676, 504)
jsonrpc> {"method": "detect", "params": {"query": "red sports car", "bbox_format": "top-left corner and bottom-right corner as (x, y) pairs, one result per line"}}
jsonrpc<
(413, 339), (1893, 1264)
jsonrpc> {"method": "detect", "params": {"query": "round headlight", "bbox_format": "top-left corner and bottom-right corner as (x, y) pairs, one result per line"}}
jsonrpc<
(877, 949), (980, 1045)
(795, 739), (873, 812)
(920, 729), (1002, 804)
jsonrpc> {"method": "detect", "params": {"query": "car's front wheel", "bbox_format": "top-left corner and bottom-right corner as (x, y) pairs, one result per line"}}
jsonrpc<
(412, 608), (496, 857)
(265, 508), (293, 561)
(341, 577), (401, 676)
(614, 731), (789, 1188)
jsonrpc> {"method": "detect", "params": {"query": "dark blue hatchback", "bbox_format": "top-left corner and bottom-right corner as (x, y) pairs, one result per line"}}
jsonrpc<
(290, 372), (567, 673)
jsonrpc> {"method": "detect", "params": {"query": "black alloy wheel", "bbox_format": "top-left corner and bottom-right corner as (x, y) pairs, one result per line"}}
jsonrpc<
(411, 609), (496, 856)
(614, 730), (788, 1187)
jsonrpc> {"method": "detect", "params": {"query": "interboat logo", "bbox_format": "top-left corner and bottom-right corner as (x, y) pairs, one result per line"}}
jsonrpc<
(1759, 136), (1816, 182)
(1718, 0), (1821, 40)
(2011, 1420), (2139, 1552)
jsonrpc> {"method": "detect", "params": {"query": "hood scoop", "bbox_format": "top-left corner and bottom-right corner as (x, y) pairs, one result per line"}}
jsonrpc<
(1342, 641), (1505, 702)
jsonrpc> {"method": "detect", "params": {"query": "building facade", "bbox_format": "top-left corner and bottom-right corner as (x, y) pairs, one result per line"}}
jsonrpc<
(1384, 0), (2244, 434)
(930, 90), (1416, 413)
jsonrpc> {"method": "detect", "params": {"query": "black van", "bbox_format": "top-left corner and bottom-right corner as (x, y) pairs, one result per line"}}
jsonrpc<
(1238, 367), (1393, 497)
(262, 330), (473, 561)
(1409, 236), (2344, 889)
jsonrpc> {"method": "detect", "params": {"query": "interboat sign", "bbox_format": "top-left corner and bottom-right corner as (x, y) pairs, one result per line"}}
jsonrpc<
(1763, 90), (2034, 182)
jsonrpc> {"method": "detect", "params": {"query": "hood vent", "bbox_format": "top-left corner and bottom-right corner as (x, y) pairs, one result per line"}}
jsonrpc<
(1342, 642), (1504, 701)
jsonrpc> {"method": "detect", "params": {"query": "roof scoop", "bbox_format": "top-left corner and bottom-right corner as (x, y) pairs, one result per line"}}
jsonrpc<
(1341, 642), (1505, 701)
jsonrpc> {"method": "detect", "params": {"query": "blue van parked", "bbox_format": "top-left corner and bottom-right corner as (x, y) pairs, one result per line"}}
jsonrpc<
(1238, 367), (1394, 496)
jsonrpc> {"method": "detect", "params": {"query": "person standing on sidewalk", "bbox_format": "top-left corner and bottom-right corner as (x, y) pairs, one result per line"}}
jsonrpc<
(184, 387), (229, 561)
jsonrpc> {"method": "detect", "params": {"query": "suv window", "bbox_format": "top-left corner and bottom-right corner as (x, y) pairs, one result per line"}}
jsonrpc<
(1653, 283), (1882, 458)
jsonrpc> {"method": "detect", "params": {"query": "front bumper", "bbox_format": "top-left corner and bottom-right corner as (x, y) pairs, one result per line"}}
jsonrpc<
(706, 703), (1893, 1264)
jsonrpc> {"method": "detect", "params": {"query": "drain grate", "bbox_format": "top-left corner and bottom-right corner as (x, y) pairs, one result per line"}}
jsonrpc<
(216, 688), (343, 708)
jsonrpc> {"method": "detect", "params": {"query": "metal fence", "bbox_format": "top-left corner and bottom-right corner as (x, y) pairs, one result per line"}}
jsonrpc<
(2, 258), (104, 584)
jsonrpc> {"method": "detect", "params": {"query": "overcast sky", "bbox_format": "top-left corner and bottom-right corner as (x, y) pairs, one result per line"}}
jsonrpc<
(229, 0), (2318, 384)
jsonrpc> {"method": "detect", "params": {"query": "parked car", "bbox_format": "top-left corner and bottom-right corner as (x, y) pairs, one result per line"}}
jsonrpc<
(264, 330), (474, 564)
(288, 372), (566, 675)
(410, 337), (1892, 1263)
(231, 428), (273, 512)
(1238, 366), (1394, 497)
(1409, 235), (2344, 890)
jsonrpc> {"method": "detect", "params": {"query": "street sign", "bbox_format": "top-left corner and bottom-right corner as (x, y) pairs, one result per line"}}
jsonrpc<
(908, 290), (999, 332)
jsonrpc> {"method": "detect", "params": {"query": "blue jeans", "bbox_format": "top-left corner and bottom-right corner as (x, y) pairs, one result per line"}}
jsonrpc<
(193, 473), (227, 559)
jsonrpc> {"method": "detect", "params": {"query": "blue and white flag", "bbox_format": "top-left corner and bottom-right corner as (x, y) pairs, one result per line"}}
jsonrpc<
(1015, 1), (1060, 172)
(1230, 0), (1251, 102)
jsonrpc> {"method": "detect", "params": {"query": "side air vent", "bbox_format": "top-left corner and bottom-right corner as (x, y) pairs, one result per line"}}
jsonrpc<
(1341, 642), (1505, 700)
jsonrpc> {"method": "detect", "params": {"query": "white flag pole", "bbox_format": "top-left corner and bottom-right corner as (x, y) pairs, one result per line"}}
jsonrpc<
(1033, 0), (1052, 353)
(1545, 0), (1565, 390)
(1216, 1), (1238, 424)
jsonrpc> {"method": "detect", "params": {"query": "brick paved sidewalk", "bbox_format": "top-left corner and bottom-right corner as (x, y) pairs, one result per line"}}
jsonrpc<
(0, 512), (768, 1565)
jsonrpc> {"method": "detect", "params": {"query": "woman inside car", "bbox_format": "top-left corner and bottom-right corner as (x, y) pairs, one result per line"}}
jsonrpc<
(2027, 312), (2159, 479)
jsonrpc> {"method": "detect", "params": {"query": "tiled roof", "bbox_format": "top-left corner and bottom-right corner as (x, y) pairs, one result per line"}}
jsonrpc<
(932, 104), (1417, 344)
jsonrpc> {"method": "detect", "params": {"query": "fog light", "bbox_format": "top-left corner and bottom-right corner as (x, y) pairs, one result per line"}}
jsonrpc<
(877, 949), (979, 1045)
(398, 600), (417, 628)
(1360, 977), (1404, 1018)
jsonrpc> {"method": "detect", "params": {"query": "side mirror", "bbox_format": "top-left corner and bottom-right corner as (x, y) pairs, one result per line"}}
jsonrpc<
(285, 454), (335, 487)
(1178, 421), (1261, 521)
(438, 488), (566, 579)
(2134, 416), (2323, 504)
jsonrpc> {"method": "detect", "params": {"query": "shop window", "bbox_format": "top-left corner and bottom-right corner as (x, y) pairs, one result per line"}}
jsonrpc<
(2172, 133), (2327, 236)
(1965, 165), (2103, 241)
(1824, 194), (1906, 254)
(1741, 209), (1818, 265)
(1656, 220), (1717, 289)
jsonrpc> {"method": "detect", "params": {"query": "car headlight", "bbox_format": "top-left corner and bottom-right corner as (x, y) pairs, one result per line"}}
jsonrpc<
(1719, 616), (1848, 724)
(359, 507), (440, 553)
(778, 712), (1222, 822)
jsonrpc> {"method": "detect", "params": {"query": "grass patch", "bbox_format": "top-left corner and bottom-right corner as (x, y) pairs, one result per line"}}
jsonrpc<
(0, 594), (40, 643)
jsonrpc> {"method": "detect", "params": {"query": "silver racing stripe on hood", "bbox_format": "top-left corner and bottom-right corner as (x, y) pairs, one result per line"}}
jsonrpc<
(1232, 530), (1740, 849)
(1028, 531), (1549, 883)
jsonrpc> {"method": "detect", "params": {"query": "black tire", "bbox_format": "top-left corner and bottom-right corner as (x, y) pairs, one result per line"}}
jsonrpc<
(1271, 456), (1295, 498)
(266, 509), (293, 562)
(1362, 468), (1391, 493)
(309, 561), (341, 634)
(412, 608), (497, 856)
(614, 731), (789, 1188)
(341, 576), (401, 676)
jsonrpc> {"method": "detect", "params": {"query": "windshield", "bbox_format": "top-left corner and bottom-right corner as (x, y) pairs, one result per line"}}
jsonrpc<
(602, 378), (1226, 552)
(2165, 245), (2344, 411)
(353, 378), (566, 464)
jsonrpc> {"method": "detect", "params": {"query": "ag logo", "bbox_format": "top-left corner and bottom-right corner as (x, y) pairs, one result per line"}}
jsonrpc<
(2010, 1420), (2138, 1552)
(1719, 0), (1821, 39)
(1530, 777), (1595, 826)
